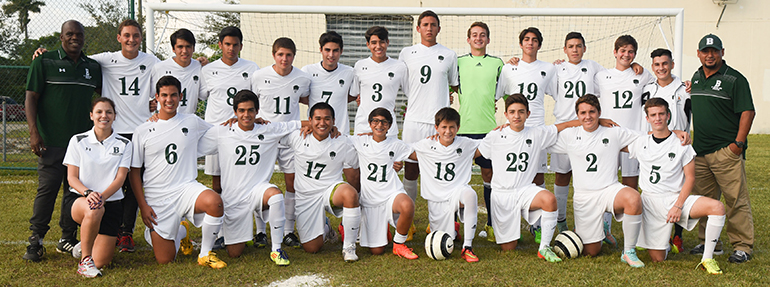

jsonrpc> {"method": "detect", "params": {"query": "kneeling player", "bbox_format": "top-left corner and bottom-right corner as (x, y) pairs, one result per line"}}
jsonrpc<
(352, 108), (418, 259)
(284, 103), (362, 261)
(628, 98), (725, 274)
(130, 76), (226, 268)
(408, 107), (480, 262)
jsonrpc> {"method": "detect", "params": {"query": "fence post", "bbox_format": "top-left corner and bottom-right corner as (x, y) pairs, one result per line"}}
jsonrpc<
(2, 98), (6, 162)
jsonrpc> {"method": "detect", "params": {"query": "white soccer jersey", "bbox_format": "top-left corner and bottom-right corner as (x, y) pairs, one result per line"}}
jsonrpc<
(628, 134), (696, 195)
(201, 58), (260, 124)
(90, 51), (159, 134)
(131, 113), (213, 202)
(252, 66), (312, 123)
(641, 75), (690, 132)
(284, 132), (358, 200)
(398, 43), (458, 124)
(495, 60), (557, 127)
(550, 126), (641, 192)
(478, 126), (557, 193)
(199, 121), (301, 206)
(594, 67), (655, 131)
(150, 58), (204, 114)
(351, 57), (408, 136)
(413, 136), (479, 201)
(63, 128), (132, 202)
(553, 59), (604, 123)
(302, 62), (355, 133)
(350, 135), (413, 207)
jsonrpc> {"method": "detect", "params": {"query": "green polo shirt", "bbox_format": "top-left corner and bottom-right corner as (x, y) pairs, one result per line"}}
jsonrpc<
(690, 61), (754, 156)
(26, 46), (102, 148)
(457, 53), (504, 134)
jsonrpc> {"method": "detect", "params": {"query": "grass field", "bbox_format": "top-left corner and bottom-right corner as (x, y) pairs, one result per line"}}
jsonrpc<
(2, 135), (769, 286)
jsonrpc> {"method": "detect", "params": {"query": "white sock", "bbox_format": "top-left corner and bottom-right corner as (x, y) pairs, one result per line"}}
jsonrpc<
(199, 214), (223, 258)
(460, 188), (478, 248)
(403, 179), (418, 203)
(393, 232), (407, 245)
(175, 224), (187, 252)
(268, 194), (285, 252)
(284, 192), (296, 236)
(342, 207), (361, 249)
(554, 185), (569, 222)
(255, 212), (266, 235)
(604, 212), (613, 232)
(622, 214), (642, 252)
(703, 215), (726, 260)
(539, 211), (558, 250)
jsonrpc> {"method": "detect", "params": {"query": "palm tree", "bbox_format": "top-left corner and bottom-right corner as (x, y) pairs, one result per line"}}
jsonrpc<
(2, 0), (46, 40)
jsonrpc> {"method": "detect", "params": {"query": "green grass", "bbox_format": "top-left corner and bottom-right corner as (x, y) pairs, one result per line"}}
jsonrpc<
(2, 135), (770, 286)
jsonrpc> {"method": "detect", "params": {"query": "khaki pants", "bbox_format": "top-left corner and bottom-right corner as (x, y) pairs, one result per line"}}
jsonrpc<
(693, 146), (754, 253)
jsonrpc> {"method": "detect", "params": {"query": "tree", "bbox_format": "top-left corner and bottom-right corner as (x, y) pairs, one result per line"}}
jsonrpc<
(201, 0), (240, 60)
(2, 0), (45, 40)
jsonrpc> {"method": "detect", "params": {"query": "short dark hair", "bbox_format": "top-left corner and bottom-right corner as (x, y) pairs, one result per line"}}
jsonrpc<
(650, 48), (673, 60)
(319, 31), (343, 50)
(232, 90), (259, 112)
(156, 75), (181, 95)
(575, 94), (601, 114)
(418, 10), (439, 26)
(467, 22), (490, 38)
(92, 97), (116, 113)
(218, 26), (243, 43)
(365, 26), (389, 42)
(614, 35), (637, 51)
(368, 108), (392, 125)
(434, 107), (460, 127)
(644, 97), (670, 116)
(272, 37), (296, 55)
(564, 32), (585, 47)
(309, 102), (335, 119)
(170, 28), (195, 47)
(519, 27), (543, 47)
(504, 94), (529, 112)
(118, 19), (141, 35)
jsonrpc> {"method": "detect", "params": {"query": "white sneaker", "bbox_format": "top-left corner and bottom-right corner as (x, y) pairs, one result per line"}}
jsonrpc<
(72, 242), (82, 258)
(324, 217), (339, 244)
(77, 256), (102, 278)
(342, 246), (358, 262)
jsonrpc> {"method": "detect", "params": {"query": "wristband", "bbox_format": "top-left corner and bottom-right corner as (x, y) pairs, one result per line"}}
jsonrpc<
(84, 189), (94, 197)
(673, 205), (683, 210)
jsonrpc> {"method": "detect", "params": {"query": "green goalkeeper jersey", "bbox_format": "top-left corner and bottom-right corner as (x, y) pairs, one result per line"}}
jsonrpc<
(457, 53), (504, 134)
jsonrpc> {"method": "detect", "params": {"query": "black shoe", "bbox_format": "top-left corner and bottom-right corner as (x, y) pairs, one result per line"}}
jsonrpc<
(689, 242), (723, 255)
(254, 233), (268, 249)
(56, 238), (79, 254)
(212, 236), (225, 250)
(23, 234), (45, 262)
(728, 250), (751, 263)
(282, 233), (301, 249)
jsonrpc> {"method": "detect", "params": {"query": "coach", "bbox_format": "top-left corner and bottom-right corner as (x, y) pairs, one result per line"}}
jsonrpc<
(23, 20), (102, 262)
(690, 34), (754, 264)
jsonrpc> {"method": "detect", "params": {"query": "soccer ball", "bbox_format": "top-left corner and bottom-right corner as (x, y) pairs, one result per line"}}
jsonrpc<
(553, 230), (583, 259)
(425, 230), (454, 260)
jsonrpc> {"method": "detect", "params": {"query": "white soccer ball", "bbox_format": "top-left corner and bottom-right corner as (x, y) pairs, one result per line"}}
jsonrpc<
(425, 230), (454, 260)
(553, 230), (583, 259)
(72, 241), (82, 258)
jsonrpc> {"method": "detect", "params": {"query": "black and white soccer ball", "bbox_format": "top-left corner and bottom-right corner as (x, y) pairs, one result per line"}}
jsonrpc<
(553, 230), (583, 259)
(425, 230), (454, 260)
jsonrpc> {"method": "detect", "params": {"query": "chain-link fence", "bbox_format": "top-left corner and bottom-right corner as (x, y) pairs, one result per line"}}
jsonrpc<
(1, 0), (137, 169)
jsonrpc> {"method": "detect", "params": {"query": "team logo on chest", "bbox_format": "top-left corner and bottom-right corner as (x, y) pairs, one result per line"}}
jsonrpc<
(668, 152), (676, 161)
(339, 79), (345, 87)
(540, 71), (546, 78)
(140, 65), (147, 73)
(456, 148), (463, 156)
(526, 139), (532, 147)
(388, 72), (394, 80)
(182, 127), (189, 136)
(329, 151), (337, 160)
(193, 75), (199, 83)
(258, 134), (264, 141)
(581, 67), (588, 73)
(602, 138), (609, 146)
(242, 72), (249, 79)
(84, 68), (92, 80)
(633, 79), (640, 86)
(438, 55), (445, 62)
(712, 80), (722, 91)
(293, 85), (299, 93)
(110, 146), (122, 156)
(389, 151), (395, 158)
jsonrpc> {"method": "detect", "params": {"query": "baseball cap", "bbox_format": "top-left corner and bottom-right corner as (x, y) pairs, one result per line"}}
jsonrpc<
(698, 34), (723, 51)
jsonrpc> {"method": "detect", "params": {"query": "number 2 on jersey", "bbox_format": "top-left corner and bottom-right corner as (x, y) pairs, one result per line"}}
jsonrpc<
(234, 145), (260, 165)
(612, 90), (633, 109)
(585, 153), (598, 172)
(563, 80), (586, 98)
(505, 152), (530, 172)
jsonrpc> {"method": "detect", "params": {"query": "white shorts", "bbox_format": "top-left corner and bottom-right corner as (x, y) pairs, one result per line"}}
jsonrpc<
(619, 152), (639, 177)
(550, 153), (571, 174)
(145, 181), (208, 241)
(359, 192), (403, 248)
(277, 147), (294, 173)
(295, 182), (345, 244)
(426, 185), (472, 240)
(204, 154), (220, 176)
(536, 151), (548, 174)
(222, 182), (276, 245)
(491, 184), (543, 244)
(402, 121), (435, 163)
(573, 182), (627, 244)
(637, 193), (701, 250)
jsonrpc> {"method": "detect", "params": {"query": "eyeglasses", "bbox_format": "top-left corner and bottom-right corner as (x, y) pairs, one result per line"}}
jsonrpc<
(370, 119), (390, 125)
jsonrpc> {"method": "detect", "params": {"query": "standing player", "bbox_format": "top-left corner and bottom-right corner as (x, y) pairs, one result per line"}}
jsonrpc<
(352, 108), (418, 259)
(456, 22), (504, 242)
(641, 48), (690, 133)
(351, 26), (407, 138)
(408, 108), (480, 263)
(252, 37), (312, 249)
(151, 29), (204, 115)
(399, 10), (459, 213)
(628, 98), (725, 274)
(302, 31), (356, 134)
(130, 76), (226, 268)
(283, 103), (361, 262)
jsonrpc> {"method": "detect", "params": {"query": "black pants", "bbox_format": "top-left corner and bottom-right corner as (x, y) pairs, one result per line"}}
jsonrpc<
(118, 133), (139, 235)
(29, 146), (79, 239)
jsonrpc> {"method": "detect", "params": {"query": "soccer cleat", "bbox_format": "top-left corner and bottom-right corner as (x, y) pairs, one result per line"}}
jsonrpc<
(22, 234), (45, 262)
(461, 247), (479, 263)
(324, 217), (339, 244)
(620, 249), (645, 268)
(728, 250), (751, 264)
(282, 233), (302, 249)
(697, 258), (723, 274)
(406, 223), (416, 242)
(392, 243), (418, 260)
(485, 224), (495, 243)
(426, 225), (431, 234)
(529, 225), (541, 244)
(602, 221), (617, 248)
(342, 246), (358, 262)
(338, 223), (345, 243)
(557, 220), (570, 233)
(77, 256), (102, 278)
(117, 233), (136, 253)
(72, 242), (82, 258)
(270, 249), (290, 266)
(538, 247), (563, 263)
(56, 238), (79, 254)
(179, 221), (193, 256)
(212, 236), (225, 250)
(690, 242), (724, 256)
(253, 233), (268, 249)
(669, 237), (680, 254)
(198, 251), (227, 269)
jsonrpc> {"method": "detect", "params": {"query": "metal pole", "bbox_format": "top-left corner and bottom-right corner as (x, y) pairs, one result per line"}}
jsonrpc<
(2, 98), (6, 162)
(129, 0), (136, 20)
(674, 9), (684, 78)
(147, 6), (155, 54)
